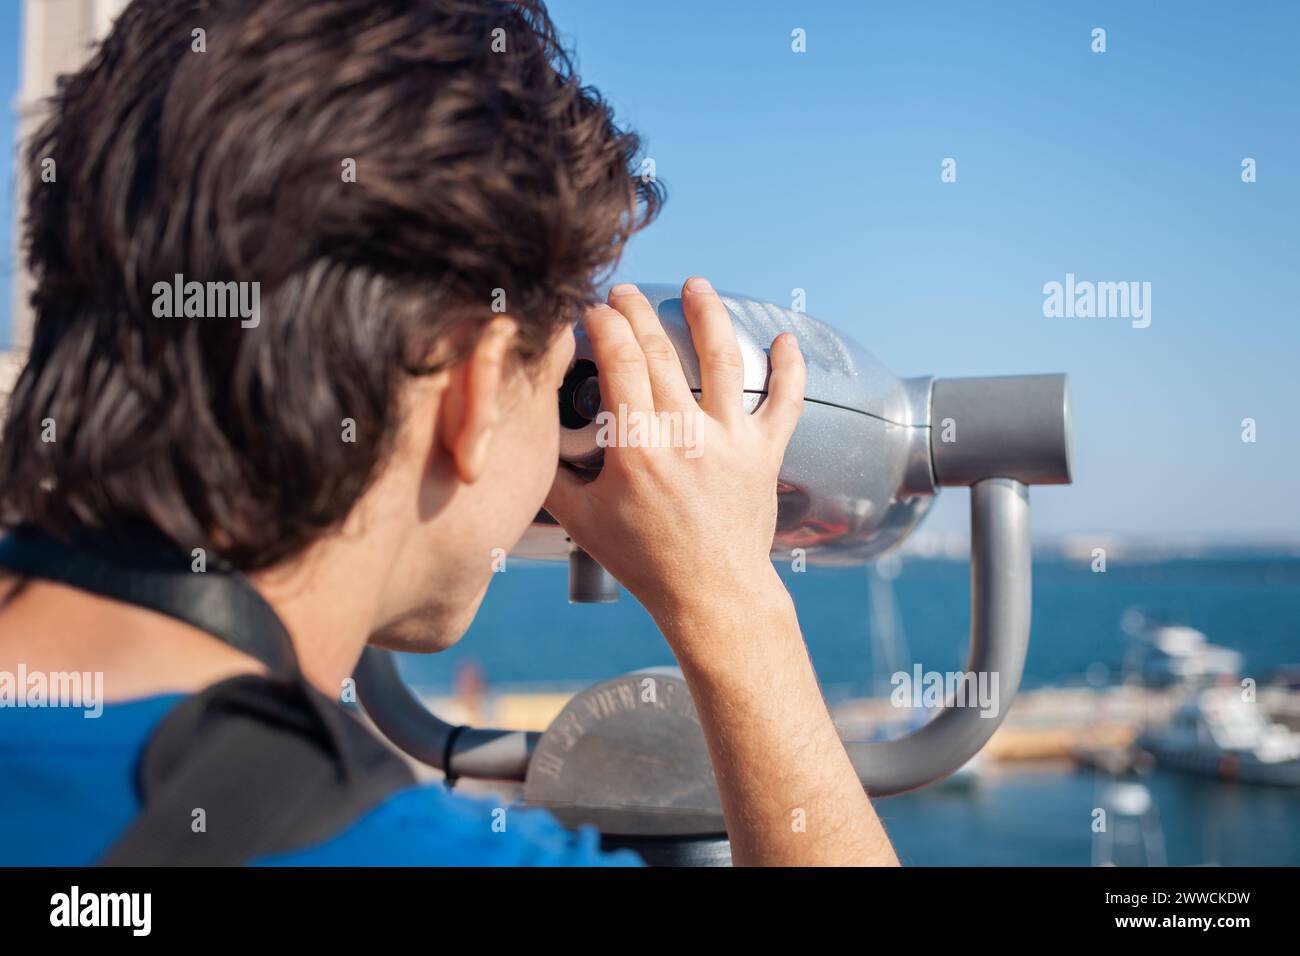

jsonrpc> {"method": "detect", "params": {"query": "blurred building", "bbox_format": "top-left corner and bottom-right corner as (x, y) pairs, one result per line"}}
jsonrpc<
(3, 1), (126, 399)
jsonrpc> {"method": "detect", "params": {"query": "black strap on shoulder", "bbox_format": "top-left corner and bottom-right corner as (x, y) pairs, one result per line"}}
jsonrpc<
(0, 526), (416, 866)
(99, 674), (416, 865)
(0, 526), (297, 675)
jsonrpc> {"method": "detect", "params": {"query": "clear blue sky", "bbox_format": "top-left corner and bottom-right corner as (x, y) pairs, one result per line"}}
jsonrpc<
(2, 1), (1297, 542)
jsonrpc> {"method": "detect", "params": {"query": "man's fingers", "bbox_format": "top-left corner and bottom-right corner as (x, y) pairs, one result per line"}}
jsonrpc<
(607, 284), (695, 410)
(582, 302), (655, 416)
(680, 277), (745, 421)
(757, 332), (806, 445)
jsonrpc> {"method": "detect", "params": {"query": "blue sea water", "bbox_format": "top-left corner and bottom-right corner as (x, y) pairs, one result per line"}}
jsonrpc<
(880, 764), (1300, 866)
(398, 555), (1300, 866)
(404, 555), (1300, 693)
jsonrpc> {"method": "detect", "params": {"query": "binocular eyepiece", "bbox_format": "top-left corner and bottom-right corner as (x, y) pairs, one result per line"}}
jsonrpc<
(559, 360), (602, 430)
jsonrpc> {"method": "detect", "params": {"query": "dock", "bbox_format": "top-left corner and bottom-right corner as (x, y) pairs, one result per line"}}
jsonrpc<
(405, 681), (1300, 767)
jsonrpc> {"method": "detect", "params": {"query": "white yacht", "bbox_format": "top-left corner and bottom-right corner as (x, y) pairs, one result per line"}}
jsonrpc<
(1122, 617), (1242, 689)
(1137, 688), (1300, 786)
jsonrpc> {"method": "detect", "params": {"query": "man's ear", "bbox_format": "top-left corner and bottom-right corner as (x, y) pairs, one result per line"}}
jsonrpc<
(440, 317), (518, 484)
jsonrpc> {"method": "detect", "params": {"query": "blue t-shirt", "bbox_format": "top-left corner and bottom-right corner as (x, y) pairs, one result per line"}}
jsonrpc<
(0, 695), (641, 866)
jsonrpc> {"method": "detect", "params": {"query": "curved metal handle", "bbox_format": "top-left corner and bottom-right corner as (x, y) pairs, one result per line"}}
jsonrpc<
(354, 476), (1030, 794)
(844, 477), (1031, 795)
(354, 648), (537, 779)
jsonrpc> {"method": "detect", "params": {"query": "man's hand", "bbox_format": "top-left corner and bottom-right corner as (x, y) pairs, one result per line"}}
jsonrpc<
(545, 277), (898, 867)
(545, 276), (804, 635)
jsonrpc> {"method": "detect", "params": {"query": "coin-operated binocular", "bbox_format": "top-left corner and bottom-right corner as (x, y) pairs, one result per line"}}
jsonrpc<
(356, 284), (1072, 864)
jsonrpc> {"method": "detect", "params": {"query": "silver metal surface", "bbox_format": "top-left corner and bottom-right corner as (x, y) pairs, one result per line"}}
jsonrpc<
(931, 374), (1073, 486)
(522, 667), (725, 836)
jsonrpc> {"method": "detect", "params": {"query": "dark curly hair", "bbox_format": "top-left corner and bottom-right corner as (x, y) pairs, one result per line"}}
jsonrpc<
(0, 0), (663, 569)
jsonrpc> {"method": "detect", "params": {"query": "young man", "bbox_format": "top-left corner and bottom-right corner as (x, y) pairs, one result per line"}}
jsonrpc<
(0, 0), (897, 866)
